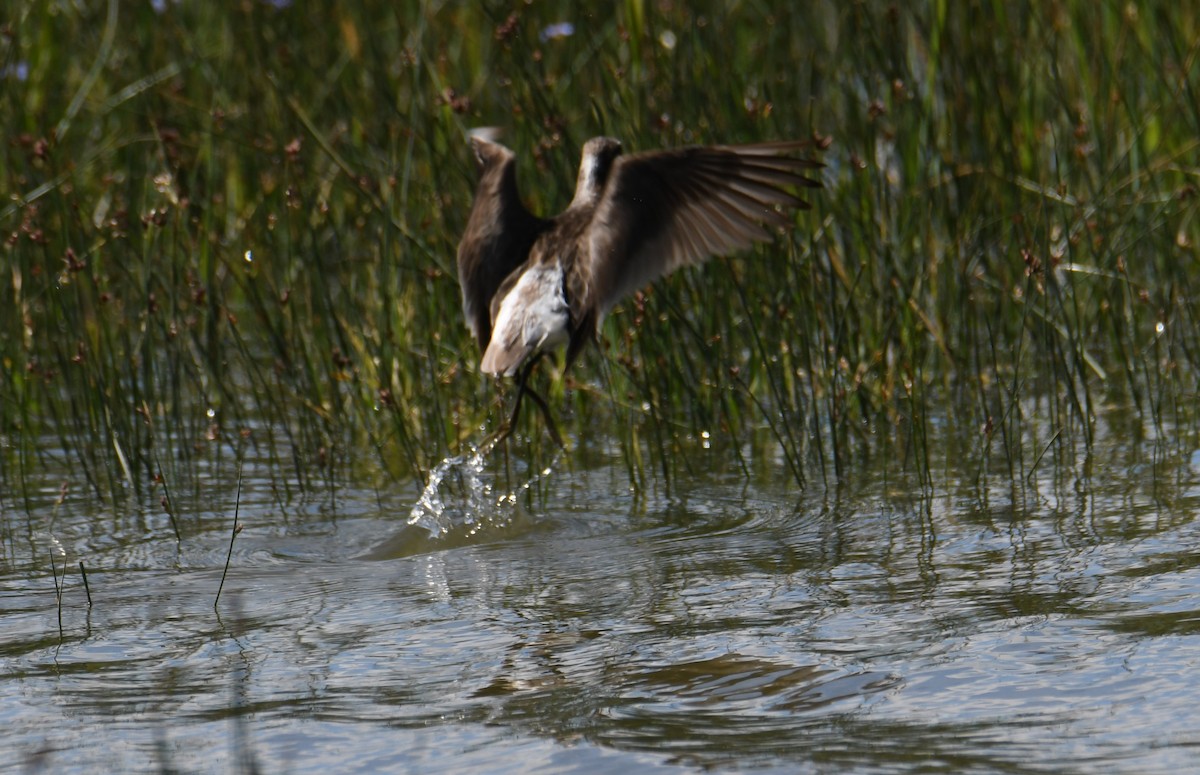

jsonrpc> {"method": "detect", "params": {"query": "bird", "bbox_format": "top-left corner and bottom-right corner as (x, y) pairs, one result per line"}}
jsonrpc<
(456, 128), (822, 444)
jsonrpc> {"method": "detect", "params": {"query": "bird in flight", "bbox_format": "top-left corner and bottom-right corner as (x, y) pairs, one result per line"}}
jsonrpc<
(457, 128), (821, 445)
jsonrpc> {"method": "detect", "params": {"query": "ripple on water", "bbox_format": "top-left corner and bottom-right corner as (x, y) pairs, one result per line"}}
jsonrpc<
(6, 414), (1200, 773)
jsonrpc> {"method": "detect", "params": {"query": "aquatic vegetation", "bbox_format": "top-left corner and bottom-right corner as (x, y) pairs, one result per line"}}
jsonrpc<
(1, 1), (1197, 507)
(4, 8), (1200, 768)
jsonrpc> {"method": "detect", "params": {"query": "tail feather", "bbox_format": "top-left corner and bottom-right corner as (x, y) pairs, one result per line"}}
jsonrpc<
(480, 339), (533, 377)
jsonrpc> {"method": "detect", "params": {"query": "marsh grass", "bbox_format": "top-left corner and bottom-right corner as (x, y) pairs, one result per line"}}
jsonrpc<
(2, 1), (1198, 509)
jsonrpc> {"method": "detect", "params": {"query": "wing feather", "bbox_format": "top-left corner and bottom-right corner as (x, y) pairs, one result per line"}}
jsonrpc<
(584, 142), (821, 314)
(456, 130), (551, 352)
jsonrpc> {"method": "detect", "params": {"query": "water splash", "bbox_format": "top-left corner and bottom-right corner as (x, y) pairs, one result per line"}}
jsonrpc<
(406, 447), (492, 537)
(407, 438), (561, 539)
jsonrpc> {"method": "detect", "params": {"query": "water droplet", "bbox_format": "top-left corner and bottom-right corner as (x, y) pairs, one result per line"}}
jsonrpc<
(244, 250), (253, 263)
(1156, 322), (1165, 334)
(206, 408), (216, 418)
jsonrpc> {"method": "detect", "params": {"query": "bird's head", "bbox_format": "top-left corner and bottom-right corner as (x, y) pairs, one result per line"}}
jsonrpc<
(467, 127), (514, 173)
(573, 136), (623, 206)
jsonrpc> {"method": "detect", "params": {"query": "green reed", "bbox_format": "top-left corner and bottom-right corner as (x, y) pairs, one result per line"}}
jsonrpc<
(1, 0), (1197, 505)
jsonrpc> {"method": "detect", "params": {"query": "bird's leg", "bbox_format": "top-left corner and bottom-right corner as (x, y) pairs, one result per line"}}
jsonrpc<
(487, 355), (565, 448)
(504, 361), (532, 434)
(522, 378), (565, 448)
(517, 352), (566, 448)
(483, 362), (529, 447)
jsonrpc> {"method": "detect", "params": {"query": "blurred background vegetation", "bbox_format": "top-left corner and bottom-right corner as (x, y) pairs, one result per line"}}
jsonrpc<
(1, 0), (1197, 507)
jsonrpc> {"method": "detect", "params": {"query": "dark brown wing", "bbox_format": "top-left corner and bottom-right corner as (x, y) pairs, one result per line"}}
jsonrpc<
(583, 141), (821, 316)
(456, 130), (551, 352)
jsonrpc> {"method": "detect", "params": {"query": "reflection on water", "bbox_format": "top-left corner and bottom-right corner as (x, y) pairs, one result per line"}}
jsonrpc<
(2, 408), (1200, 773)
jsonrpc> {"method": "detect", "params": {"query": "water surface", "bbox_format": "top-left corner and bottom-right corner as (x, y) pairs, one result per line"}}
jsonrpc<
(4, 412), (1200, 773)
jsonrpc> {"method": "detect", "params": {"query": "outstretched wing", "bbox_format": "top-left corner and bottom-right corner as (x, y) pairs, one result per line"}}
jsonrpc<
(583, 141), (821, 316)
(456, 129), (551, 352)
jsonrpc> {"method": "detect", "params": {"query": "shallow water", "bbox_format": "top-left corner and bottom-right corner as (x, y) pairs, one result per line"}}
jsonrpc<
(4, 415), (1200, 773)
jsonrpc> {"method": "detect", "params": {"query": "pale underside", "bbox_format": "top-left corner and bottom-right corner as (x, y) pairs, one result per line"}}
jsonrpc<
(480, 260), (570, 377)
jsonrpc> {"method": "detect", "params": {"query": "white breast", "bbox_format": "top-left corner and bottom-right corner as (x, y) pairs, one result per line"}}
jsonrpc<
(480, 261), (570, 376)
